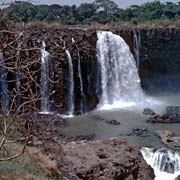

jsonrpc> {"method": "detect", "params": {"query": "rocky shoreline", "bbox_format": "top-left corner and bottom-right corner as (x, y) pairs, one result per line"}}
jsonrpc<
(17, 113), (155, 180)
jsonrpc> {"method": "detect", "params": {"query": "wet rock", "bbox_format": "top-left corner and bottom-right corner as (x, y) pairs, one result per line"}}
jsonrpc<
(156, 130), (180, 150)
(59, 133), (96, 142)
(90, 115), (104, 121)
(148, 106), (180, 123)
(105, 119), (120, 125)
(128, 128), (150, 137)
(143, 108), (156, 116)
(60, 138), (155, 180)
(148, 114), (180, 123)
(176, 175), (180, 180)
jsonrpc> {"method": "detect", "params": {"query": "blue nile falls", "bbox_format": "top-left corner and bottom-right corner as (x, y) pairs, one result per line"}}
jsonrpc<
(1, 29), (180, 180)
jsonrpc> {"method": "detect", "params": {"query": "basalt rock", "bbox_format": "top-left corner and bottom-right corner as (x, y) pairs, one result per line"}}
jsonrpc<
(127, 128), (150, 137)
(3, 27), (180, 114)
(156, 130), (180, 150)
(59, 138), (155, 180)
(58, 133), (96, 142)
(148, 114), (180, 123)
(105, 119), (120, 125)
(139, 28), (180, 94)
(143, 108), (156, 116)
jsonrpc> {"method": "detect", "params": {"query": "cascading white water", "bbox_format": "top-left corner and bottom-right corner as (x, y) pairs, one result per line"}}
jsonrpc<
(72, 37), (85, 114)
(96, 31), (144, 109)
(58, 37), (75, 116)
(40, 41), (50, 113)
(141, 147), (180, 180)
(0, 51), (9, 114)
(133, 29), (141, 69)
(65, 49), (74, 116)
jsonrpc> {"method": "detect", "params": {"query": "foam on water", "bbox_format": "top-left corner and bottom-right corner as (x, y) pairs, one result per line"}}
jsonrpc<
(141, 147), (180, 180)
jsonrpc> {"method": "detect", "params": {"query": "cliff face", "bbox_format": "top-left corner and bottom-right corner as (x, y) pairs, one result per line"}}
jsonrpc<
(23, 27), (98, 114)
(139, 28), (180, 94)
(1, 27), (180, 114)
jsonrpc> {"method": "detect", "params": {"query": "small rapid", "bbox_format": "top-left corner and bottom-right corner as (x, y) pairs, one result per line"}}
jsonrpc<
(141, 147), (180, 180)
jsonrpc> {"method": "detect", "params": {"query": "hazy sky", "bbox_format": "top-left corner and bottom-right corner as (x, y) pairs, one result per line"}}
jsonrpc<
(36, 0), (178, 8)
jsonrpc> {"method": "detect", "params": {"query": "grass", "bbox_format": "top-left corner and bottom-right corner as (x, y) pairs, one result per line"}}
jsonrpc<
(0, 143), (57, 180)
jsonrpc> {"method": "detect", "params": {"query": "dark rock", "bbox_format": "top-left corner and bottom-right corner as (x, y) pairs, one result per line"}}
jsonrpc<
(148, 114), (180, 123)
(131, 128), (150, 137)
(58, 133), (96, 142)
(143, 108), (156, 116)
(126, 133), (133, 136)
(105, 119), (120, 125)
(60, 138), (155, 180)
(176, 175), (180, 180)
(90, 115), (104, 121)
(139, 29), (180, 95)
(166, 106), (180, 115)
(156, 130), (180, 150)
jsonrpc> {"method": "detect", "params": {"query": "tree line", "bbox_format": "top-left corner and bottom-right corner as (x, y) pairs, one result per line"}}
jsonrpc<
(2, 0), (180, 25)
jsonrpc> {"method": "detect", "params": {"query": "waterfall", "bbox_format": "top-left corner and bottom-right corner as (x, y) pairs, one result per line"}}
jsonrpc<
(133, 29), (141, 69)
(40, 41), (51, 113)
(16, 39), (22, 107)
(72, 37), (85, 114)
(65, 49), (74, 116)
(141, 147), (180, 180)
(59, 37), (74, 116)
(96, 31), (144, 109)
(0, 51), (9, 114)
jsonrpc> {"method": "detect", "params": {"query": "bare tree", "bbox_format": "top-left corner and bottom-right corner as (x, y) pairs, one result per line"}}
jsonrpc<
(0, 12), (41, 160)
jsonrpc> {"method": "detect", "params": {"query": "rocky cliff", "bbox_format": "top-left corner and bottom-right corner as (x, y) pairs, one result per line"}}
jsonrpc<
(1, 27), (180, 114)
(139, 28), (180, 94)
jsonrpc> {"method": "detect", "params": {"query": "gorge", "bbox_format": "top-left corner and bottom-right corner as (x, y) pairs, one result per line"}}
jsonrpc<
(1, 26), (180, 179)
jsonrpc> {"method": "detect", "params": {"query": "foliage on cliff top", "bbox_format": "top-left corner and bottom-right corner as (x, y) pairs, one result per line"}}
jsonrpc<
(2, 0), (180, 26)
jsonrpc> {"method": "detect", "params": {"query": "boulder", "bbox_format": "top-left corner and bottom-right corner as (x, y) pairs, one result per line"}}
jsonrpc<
(176, 175), (180, 180)
(131, 128), (150, 137)
(147, 114), (180, 123)
(143, 108), (156, 116)
(59, 138), (155, 180)
(156, 130), (180, 150)
(105, 119), (120, 125)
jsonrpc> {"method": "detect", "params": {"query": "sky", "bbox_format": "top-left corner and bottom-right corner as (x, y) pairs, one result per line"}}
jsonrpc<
(36, 0), (179, 8)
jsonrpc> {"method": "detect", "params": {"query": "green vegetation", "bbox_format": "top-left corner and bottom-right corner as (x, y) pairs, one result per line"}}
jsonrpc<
(0, 144), (56, 180)
(2, 0), (180, 25)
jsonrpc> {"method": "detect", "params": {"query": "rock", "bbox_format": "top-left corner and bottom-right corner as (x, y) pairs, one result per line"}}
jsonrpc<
(156, 130), (180, 150)
(60, 138), (155, 180)
(166, 106), (180, 115)
(130, 128), (150, 137)
(176, 175), (180, 180)
(59, 133), (96, 142)
(148, 114), (180, 123)
(143, 108), (156, 116)
(105, 119), (120, 125)
(90, 115), (104, 121)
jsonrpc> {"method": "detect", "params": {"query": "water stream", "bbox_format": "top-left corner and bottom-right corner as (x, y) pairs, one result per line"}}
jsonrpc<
(72, 37), (85, 114)
(40, 41), (51, 113)
(133, 29), (141, 69)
